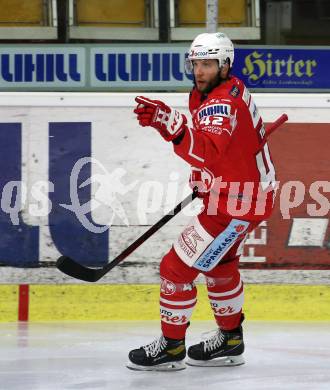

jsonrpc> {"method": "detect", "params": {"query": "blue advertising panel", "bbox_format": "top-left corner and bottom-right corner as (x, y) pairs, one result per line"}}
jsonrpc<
(0, 44), (329, 91)
(0, 46), (85, 88)
(90, 46), (193, 89)
(0, 121), (109, 267)
(233, 47), (329, 91)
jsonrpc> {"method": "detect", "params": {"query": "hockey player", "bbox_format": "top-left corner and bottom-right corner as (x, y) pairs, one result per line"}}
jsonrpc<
(127, 32), (277, 371)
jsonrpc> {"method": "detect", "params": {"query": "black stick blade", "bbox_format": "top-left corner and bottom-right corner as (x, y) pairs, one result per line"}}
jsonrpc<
(55, 190), (198, 282)
(56, 256), (102, 282)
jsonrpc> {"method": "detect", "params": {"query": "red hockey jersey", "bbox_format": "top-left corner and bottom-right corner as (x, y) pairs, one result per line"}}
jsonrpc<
(173, 76), (277, 222)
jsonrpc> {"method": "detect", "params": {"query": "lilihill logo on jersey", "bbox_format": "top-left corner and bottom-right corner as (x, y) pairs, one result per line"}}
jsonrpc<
(198, 104), (231, 120)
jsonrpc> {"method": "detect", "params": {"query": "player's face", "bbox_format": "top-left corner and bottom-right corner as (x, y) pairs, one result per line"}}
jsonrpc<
(193, 59), (221, 93)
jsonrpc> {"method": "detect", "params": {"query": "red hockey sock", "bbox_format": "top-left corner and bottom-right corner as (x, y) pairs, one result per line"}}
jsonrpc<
(159, 247), (199, 339)
(205, 260), (244, 330)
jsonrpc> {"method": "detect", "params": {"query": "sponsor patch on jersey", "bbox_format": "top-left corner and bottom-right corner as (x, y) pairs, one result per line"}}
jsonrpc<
(229, 85), (240, 98)
(193, 219), (250, 271)
(198, 103), (231, 120)
(173, 216), (214, 267)
(180, 225), (204, 258)
(202, 126), (225, 135)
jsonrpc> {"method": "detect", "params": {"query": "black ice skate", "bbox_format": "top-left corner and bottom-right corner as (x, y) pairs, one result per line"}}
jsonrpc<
(127, 335), (186, 371)
(187, 325), (245, 367)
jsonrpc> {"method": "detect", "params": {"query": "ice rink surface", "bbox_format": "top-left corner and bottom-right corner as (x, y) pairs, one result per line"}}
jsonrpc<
(1, 321), (329, 390)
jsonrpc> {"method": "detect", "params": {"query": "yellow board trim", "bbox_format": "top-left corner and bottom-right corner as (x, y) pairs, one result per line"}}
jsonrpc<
(0, 285), (18, 321)
(0, 284), (329, 322)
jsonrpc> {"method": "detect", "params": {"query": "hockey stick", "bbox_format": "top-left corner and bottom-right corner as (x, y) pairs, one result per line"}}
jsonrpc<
(56, 113), (288, 282)
(261, 113), (288, 146)
(56, 189), (199, 282)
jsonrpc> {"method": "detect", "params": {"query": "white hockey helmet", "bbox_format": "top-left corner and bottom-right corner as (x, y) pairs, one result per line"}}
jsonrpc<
(186, 32), (234, 73)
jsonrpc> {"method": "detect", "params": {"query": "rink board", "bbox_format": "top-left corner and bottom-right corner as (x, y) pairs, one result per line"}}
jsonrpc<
(1, 284), (330, 322)
(0, 92), (329, 284)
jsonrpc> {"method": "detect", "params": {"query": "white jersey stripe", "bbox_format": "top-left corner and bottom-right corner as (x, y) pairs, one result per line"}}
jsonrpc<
(160, 297), (197, 306)
(187, 126), (204, 163)
(207, 279), (243, 298)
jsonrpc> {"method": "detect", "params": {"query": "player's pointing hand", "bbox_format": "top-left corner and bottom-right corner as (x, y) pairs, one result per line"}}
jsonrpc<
(134, 96), (187, 142)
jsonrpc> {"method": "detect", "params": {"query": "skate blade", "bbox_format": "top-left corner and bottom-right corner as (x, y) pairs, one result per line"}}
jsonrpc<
(186, 355), (244, 367)
(126, 360), (186, 371)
